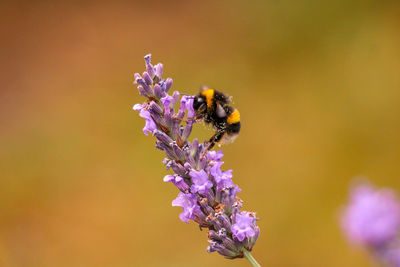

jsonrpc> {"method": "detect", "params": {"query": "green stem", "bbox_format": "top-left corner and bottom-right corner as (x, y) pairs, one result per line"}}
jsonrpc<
(243, 248), (261, 267)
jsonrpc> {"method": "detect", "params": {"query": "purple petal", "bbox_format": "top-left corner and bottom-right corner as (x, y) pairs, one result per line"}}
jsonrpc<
(133, 103), (144, 111)
(161, 94), (173, 114)
(207, 150), (224, 161)
(172, 192), (201, 223)
(190, 169), (213, 195)
(139, 109), (157, 135)
(231, 212), (257, 242)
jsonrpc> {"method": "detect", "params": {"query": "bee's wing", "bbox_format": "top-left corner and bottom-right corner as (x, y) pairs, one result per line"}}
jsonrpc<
(226, 95), (233, 104)
(216, 103), (227, 118)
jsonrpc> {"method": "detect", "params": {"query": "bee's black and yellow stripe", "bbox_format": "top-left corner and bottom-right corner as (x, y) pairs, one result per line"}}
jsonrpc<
(227, 108), (240, 124)
(225, 107), (241, 135)
(201, 88), (232, 109)
(200, 89), (214, 109)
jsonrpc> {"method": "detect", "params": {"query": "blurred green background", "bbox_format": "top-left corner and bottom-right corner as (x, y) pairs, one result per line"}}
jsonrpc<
(1, 1), (400, 266)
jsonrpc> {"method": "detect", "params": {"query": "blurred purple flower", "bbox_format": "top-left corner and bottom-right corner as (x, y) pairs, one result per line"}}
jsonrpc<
(382, 246), (400, 266)
(341, 183), (400, 247)
(341, 181), (400, 266)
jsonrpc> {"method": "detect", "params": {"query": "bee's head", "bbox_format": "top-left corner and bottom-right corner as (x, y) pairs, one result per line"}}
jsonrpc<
(193, 94), (207, 113)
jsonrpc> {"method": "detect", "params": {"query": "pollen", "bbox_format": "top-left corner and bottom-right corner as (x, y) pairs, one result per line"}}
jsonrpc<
(201, 89), (214, 108)
(227, 109), (240, 124)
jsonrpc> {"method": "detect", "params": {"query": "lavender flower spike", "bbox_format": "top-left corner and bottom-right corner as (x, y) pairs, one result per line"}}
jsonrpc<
(133, 55), (260, 266)
(341, 180), (400, 266)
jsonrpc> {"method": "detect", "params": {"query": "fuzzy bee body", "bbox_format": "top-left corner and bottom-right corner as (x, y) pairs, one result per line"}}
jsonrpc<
(193, 88), (241, 152)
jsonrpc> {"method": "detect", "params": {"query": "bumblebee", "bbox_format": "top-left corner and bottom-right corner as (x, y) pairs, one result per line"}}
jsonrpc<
(193, 88), (241, 155)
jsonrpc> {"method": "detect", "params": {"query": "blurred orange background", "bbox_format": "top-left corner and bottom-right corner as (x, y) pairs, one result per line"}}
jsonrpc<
(1, 1), (400, 266)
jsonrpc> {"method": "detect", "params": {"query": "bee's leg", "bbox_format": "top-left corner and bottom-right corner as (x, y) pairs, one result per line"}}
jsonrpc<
(201, 131), (225, 159)
(172, 115), (203, 123)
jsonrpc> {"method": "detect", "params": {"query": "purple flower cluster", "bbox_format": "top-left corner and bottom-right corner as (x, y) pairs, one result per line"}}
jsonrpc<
(133, 54), (259, 259)
(341, 181), (400, 266)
